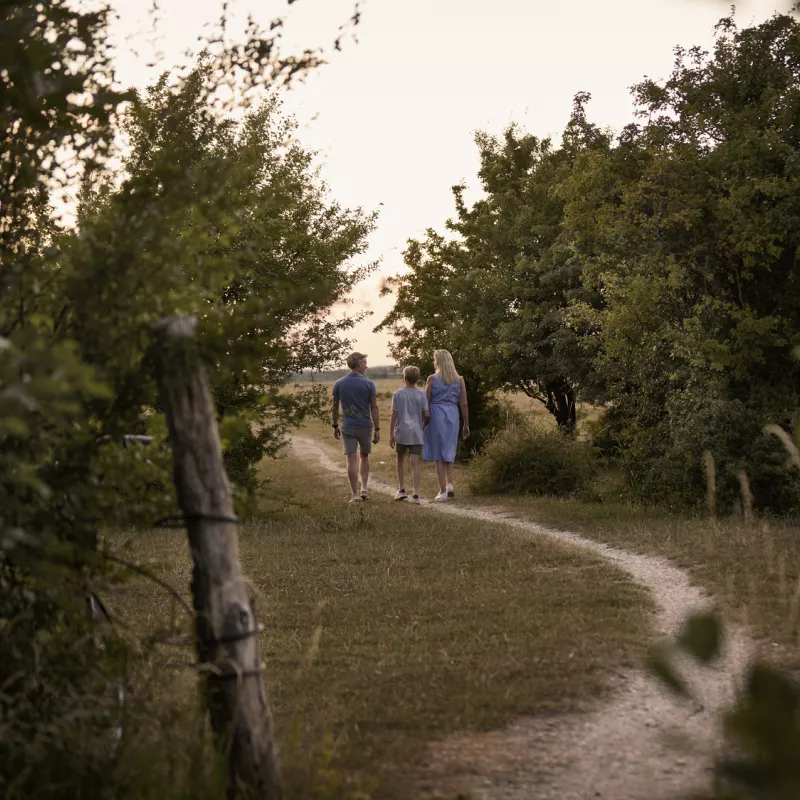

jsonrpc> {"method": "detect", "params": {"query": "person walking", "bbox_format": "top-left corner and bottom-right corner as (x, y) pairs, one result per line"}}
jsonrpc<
(389, 365), (429, 504)
(423, 349), (469, 502)
(332, 352), (380, 502)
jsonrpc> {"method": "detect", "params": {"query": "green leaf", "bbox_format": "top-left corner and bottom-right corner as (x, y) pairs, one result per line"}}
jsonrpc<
(646, 644), (690, 697)
(677, 613), (722, 664)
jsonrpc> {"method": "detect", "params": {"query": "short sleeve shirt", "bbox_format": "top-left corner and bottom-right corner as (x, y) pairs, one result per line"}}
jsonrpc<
(391, 387), (429, 445)
(332, 372), (377, 429)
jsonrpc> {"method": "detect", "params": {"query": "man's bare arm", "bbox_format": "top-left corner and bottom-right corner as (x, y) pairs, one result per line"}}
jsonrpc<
(370, 395), (380, 429)
(370, 395), (380, 444)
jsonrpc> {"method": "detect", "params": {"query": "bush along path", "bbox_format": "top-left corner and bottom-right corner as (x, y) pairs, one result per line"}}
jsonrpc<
(292, 436), (752, 800)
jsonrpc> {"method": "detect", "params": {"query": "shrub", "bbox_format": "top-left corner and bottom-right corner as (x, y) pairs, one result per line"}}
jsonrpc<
(469, 421), (595, 497)
(583, 408), (622, 459)
(456, 386), (519, 462)
(0, 608), (227, 800)
(614, 389), (800, 513)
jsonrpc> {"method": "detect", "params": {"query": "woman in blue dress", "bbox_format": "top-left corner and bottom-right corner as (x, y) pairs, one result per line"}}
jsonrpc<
(423, 349), (470, 502)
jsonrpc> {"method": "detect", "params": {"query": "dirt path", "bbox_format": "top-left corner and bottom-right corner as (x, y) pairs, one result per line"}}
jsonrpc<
(293, 436), (752, 799)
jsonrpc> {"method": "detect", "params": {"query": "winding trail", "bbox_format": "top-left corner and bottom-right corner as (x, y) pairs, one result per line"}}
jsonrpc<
(293, 436), (752, 799)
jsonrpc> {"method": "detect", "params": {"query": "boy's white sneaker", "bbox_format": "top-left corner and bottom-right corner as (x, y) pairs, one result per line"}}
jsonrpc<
(434, 491), (448, 503)
(394, 488), (408, 501)
(446, 483), (455, 499)
(410, 494), (421, 504)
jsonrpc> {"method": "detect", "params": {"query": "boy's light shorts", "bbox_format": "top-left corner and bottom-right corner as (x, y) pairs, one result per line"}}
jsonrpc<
(342, 427), (373, 455)
(396, 443), (422, 457)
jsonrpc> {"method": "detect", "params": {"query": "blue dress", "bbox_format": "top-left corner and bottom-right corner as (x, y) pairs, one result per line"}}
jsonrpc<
(423, 375), (462, 463)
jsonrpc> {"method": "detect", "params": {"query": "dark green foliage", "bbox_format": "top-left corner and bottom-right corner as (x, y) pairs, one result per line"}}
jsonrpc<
(604, 389), (800, 512)
(378, 105), (608, 430)
(456, 377), (517, 461)
(69, 73), (375, 503)
(0, 579), (227, 800)
(386, 11), (800, 511)
(1, 1), (370, 796)
(469, 423), (595, 497)
(563, 13), (800, 511)
(651, 613), (800, 799)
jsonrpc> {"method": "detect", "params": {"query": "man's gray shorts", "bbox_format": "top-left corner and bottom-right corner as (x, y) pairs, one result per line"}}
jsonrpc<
(342, 427), (373, 455)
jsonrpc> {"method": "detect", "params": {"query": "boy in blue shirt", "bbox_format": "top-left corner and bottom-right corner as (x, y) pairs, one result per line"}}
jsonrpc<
(332, 352), (380, 502)
(389, 365), (429, 504)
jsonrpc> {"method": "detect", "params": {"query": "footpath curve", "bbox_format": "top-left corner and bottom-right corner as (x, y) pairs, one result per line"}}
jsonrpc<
(292, 436), (752, 800)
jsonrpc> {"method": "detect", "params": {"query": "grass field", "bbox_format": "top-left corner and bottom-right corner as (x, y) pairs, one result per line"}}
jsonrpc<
(100, 388), (800, 796)
(288, 374), (603, 440)
(301, 412), (800, 677)
(485, 495), (800, 674)
(104, 433), (652, 798)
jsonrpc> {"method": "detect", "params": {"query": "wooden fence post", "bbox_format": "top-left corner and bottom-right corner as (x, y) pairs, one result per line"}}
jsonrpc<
(150, 315), (281, 800)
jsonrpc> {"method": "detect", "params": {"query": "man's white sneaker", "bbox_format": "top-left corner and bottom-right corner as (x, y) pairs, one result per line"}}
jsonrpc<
(446, 483), (455, 499)
(410, 494), (421, 504)
(394, 488), (408, 501)
(434, 491), (448, 503)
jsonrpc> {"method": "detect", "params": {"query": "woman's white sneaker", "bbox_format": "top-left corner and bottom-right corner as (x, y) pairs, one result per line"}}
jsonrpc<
(434, 491), (448, 502)
(446, 483), (455, 498)
(410, 494), (421, 504)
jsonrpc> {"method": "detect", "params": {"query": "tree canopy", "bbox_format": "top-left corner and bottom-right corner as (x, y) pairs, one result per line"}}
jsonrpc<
(382, 11), (800, 509)
(1, 2), (372, 796)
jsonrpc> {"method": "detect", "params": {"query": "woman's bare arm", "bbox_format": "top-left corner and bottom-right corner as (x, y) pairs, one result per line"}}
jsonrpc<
(459, 377), (470, 438)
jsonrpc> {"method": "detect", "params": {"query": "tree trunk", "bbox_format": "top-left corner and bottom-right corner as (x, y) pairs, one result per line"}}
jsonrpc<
(150, 315), (281, 800)
(545, 381), (576, 431)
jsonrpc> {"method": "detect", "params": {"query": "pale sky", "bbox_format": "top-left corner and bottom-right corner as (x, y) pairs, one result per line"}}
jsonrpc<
(109, 0), (783, 363)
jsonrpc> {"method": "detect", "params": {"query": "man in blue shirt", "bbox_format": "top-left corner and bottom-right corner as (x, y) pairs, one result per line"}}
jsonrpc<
(332, 352), (380, 502)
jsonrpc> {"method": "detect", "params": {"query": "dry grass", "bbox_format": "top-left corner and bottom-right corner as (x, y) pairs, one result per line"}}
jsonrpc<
(301, 417), (800, 676)
(102, 447), (651, 799)
(286, 374), (603, 434)
(497, 392), (604, 429)
(454, 493), (800, 674)
(287, 376), (404, 403)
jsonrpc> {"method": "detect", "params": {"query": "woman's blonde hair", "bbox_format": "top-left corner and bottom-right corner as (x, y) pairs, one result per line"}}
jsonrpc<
(433, 349), (459, 385)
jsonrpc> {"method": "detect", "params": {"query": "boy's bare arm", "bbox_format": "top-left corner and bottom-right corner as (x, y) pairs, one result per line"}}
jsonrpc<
(390, 410), (398, 447)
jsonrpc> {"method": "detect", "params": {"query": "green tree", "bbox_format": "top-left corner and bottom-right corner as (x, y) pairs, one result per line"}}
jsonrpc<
(380, 98), (609, 431)
(560, 12), (800, 509)
(70, 67), (375, 498)
(1, 1), (370, 796)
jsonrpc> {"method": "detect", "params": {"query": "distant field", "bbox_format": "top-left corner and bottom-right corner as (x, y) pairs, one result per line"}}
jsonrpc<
(288, 376), (404, 399)
(287, 375), (603, 431)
